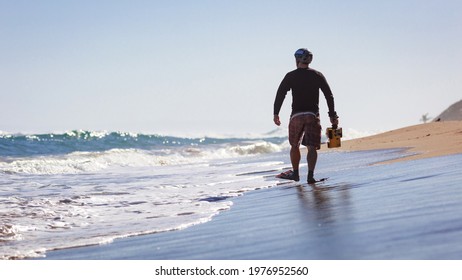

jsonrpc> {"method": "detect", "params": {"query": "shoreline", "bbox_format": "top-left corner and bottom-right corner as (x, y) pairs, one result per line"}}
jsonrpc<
(325, 121), (462, 163)
(38, 121), (462, 260)
(44, 151), (462, 260)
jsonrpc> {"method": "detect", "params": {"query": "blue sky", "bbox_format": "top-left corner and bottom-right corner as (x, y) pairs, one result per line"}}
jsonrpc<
(1, 0), (461, 135)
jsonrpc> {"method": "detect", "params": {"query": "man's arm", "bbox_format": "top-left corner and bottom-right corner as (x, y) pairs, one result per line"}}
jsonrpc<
(273, 75), (290, 126)
(319, 73), (339, 127)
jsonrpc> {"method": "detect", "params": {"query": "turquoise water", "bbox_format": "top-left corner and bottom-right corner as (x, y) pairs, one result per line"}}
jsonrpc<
(0, 130), (286, 157)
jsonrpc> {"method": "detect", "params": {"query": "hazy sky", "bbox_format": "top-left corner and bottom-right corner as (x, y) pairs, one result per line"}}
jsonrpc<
(1, 0), (461, 135)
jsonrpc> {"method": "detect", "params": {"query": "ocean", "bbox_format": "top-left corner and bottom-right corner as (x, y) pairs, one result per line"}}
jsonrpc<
(2, 130), (462, 260)
(0, 130), (290, 259)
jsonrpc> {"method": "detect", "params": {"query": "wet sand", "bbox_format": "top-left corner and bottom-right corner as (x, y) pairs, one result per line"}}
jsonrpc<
(45, 151), (462, 260)
(43, 121), (462, 260)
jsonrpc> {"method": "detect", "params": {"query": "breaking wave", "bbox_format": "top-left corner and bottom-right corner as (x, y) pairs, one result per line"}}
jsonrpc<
(0, 131), (286, 174)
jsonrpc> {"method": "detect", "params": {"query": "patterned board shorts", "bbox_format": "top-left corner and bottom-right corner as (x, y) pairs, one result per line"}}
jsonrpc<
(288, 113), (322, 149)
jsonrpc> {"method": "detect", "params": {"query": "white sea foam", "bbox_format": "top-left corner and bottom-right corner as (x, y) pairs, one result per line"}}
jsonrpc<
(0, 224), (23, 242)
(0, 132), (289, 259)
(0, 151), (285, 259)
(0, 126), (377, 176)
(63, 129), (111, 139)
(0, 140), (284, 175)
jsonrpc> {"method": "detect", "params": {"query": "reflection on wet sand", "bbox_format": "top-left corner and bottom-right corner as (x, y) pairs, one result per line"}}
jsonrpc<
(292, 183), (360, 258)
(296, 183), (352, 225)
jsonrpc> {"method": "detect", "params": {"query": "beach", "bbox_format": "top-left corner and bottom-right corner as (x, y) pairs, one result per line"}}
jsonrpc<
(335, 121), (462, 163)
(42, 121), (462, 260)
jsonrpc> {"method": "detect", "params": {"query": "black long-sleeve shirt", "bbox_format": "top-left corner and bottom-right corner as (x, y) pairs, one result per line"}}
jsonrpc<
(273, 68), (336, 117)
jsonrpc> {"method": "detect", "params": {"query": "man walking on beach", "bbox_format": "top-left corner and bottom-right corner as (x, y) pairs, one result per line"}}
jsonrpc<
(273, 48), (338, 183)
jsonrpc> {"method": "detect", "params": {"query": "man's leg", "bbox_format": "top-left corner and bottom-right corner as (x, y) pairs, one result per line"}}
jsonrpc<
(277, 145), (300, 181)
(287, 116), (304, 181)
(307, 146), (317, 183)
(302, 114), (321, 183)
(290, 145), (301, 176)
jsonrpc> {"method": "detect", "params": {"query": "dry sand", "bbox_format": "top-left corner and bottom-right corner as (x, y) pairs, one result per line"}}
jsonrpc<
(330, 121), (462, 163)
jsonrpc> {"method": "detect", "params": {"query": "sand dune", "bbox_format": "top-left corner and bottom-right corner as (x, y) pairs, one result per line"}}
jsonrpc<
(433, 99), (462, 121)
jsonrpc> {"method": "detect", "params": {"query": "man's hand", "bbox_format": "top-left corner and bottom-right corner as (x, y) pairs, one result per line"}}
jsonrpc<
(330, 117), (339, 129)
(273, 115), (281, 126)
